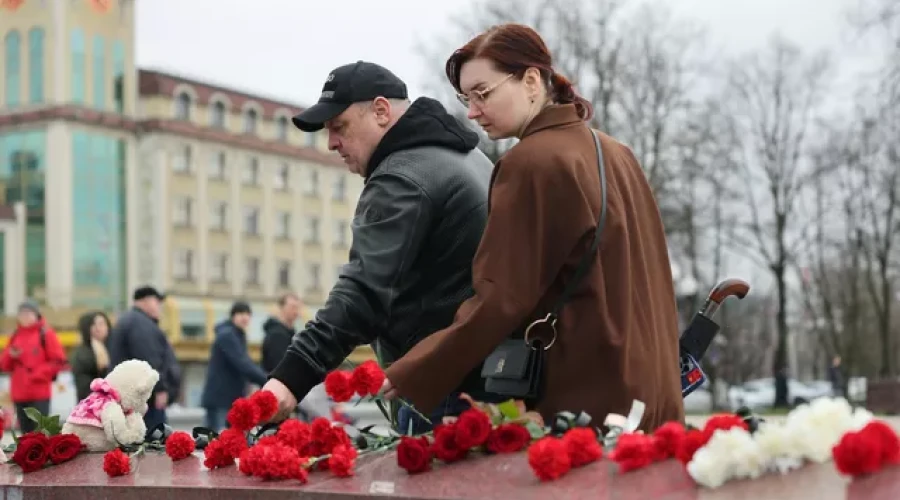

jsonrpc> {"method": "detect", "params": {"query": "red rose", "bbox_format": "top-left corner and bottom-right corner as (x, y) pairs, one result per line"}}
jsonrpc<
(454, 408), (492, 449)
(324, 370), (355, 402)
(12, 431), (50, 472)
(103, 448), (131, 477)
(48, 433), (83, 464)
(226, 397), (261, 432)
(527, 437), (571, 481)
(397, 436), (432, 473)
(562, 428), (602, 467)
(350, 360), (385, 397)
(834, 428), (883, 477)
(165, 431), (195, 461)
(609, 432), (654, 473)
(486, 424), (531, 454)
(430, 424), (468, 463)
(249, 390), (279, 423)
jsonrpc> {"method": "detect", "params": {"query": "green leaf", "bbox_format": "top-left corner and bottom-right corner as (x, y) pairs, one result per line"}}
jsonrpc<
(44, 415), (62, 436)
(374, 399), (393, 426)
(406, 418), (414, 436)
(10, 429), (19, 445)
(525, 421), (546, 440)
(497, 400), (521, 420)
(23, 407), (43, 425)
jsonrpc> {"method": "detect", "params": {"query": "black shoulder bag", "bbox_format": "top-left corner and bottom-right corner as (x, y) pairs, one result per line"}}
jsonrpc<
(480, 129), (608, 401)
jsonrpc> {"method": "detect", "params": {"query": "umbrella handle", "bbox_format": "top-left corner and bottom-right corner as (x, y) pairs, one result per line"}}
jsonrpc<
(701, 278), (750, 318)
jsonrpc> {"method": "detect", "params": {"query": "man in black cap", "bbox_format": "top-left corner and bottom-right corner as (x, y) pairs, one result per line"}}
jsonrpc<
(200, 301), (268, 431)
(108, 285), (180, 436)
(264, 61), (502, 434)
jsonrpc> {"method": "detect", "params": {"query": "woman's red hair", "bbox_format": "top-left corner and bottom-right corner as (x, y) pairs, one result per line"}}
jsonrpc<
(446, 23), (594, 121)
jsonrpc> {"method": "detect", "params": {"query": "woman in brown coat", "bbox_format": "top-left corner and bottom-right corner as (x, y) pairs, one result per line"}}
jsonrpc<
(383, 23), (685, 432)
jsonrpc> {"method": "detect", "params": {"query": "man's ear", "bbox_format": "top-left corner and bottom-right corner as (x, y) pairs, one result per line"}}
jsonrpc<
(372, 97), (392, 127)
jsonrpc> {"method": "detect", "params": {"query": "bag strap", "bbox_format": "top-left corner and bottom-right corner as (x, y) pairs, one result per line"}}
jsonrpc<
(527, 130), (608, 345)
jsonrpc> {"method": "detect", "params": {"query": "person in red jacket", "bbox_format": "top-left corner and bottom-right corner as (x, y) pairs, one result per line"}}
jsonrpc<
(0, 300), (67, 432)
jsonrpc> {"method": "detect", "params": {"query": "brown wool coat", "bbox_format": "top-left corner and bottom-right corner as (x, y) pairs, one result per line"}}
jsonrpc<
(384, 104), (685, 432)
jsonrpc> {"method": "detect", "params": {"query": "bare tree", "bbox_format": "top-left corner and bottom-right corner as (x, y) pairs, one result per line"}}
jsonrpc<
(725, 36), (831, 407)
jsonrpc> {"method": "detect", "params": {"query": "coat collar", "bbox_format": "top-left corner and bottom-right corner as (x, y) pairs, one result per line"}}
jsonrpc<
(520, 103), (584, 139)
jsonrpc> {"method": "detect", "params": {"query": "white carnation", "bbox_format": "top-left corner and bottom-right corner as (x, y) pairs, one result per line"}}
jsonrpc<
(687, 445), (732, 488)
(783, 397), (861, 463)
(688, 427), (769, 488)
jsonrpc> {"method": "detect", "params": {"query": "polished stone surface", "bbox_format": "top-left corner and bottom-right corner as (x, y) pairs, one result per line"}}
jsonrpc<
(0, 450), (897, 499)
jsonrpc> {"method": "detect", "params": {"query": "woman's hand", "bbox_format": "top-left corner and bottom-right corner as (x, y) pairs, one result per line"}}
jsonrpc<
(380, 378), (399, 401)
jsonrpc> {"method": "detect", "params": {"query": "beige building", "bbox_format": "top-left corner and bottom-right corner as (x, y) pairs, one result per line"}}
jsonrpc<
(0, 1), (365, 348)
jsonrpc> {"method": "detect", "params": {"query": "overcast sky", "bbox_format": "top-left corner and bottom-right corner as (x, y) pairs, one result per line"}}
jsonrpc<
(135, 0), (879, 108)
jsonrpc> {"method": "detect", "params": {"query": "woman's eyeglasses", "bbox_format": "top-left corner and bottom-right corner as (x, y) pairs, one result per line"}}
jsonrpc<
(456, 74), (514, 108)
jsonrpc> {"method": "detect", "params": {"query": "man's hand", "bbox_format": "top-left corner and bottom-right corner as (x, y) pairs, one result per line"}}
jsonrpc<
(262, 378), (298, 422)
(155, 391), (168, 409)
(381, 378), (399, 401)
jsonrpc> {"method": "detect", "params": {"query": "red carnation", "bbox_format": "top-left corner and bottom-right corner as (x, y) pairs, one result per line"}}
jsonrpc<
(218, 428), (250, 458)
(328, 444), (357, 477)
(609, 432), (655, 473)
(226, 397), (260, 432)
(203, 437), (238, 469)
(562, 427), (602, 467)
(454, 408), (492, 449)
(48, 433), (82, 465)
(676, 429), (708, 464)
(12, 432), (50, 473)
(103, 448), (131, 477)
(859, 420), (900, 466)
(833, 428), (883, 477)
(527, 437), (571, 481)
(350, 360), (385, 397)
(324, 370), (355, 402)
(486, 424), (531, 454)
(397, 436), (432, 474)
(430, 424), (468, 463)
(276, 419), (312, 453)
(651, 422), (686, 462)
(701, 414), (747, 441)
(165, 431), (195, 461)
(249, 390), (279, 423)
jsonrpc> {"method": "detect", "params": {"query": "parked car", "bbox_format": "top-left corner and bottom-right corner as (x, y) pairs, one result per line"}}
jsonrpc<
(727, 377), (832, 411)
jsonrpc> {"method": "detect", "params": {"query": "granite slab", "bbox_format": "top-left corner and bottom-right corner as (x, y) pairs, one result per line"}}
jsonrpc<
(0, 450), (897, 499)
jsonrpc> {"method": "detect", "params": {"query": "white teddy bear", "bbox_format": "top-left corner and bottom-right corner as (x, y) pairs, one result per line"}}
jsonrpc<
(61, 359), (160, 452)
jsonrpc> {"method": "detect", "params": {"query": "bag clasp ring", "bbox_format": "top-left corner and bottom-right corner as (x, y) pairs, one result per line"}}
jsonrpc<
(524, 313), (558, 351)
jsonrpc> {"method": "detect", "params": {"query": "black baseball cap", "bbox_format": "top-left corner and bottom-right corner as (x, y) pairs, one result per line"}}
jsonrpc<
(133, 286), (165, 302)
(292, 61), (408, 132)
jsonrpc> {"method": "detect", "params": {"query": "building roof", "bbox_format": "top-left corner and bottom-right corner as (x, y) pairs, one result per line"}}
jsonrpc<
(138, 68), (306, 121)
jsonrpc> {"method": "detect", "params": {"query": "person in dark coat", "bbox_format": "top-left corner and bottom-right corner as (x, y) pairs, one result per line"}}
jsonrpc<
(261, 293), (301, 374)
(70, 311), (113, 402)
(108, 286), (179, 436)
(200, 301), (268, 431)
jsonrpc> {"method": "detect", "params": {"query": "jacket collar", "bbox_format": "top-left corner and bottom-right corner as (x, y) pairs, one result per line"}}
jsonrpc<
(521, 103), (584, 139)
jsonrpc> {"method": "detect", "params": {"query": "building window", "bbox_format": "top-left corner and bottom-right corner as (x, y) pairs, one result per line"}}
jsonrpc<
(4, 30), (21, 107)
(243, 108), (258, 134)
(303, 169), (319, 196)
(210, 100), (226, 128)
(209, 151), (227, 180)
(332, 175), (346, 201)
(276, 116), (289, 142)
(210, 201), (228, 231)
(333, 220), (347, 247)
(173, 197), (193, 227)
(92, 35), (106, 110)
(274, 163), (289, 190)
(245, 257), (260, 285)
(305, 216), (319, 244)
(71, 29), (86, 104)
(306, 263), (320, 291)
(172, 145), (192, 173)
(175, 91), (191, 120)
(112, 41), (125, 114)
(210, 253), (228, 282)
(277, 261), (291, 288)
(243, 157), (259, 185)
(275, 211), (290, 239)
(243, 206), (259, 235)
(173, 249), (194, 280)
(27, 28), (44, 104)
